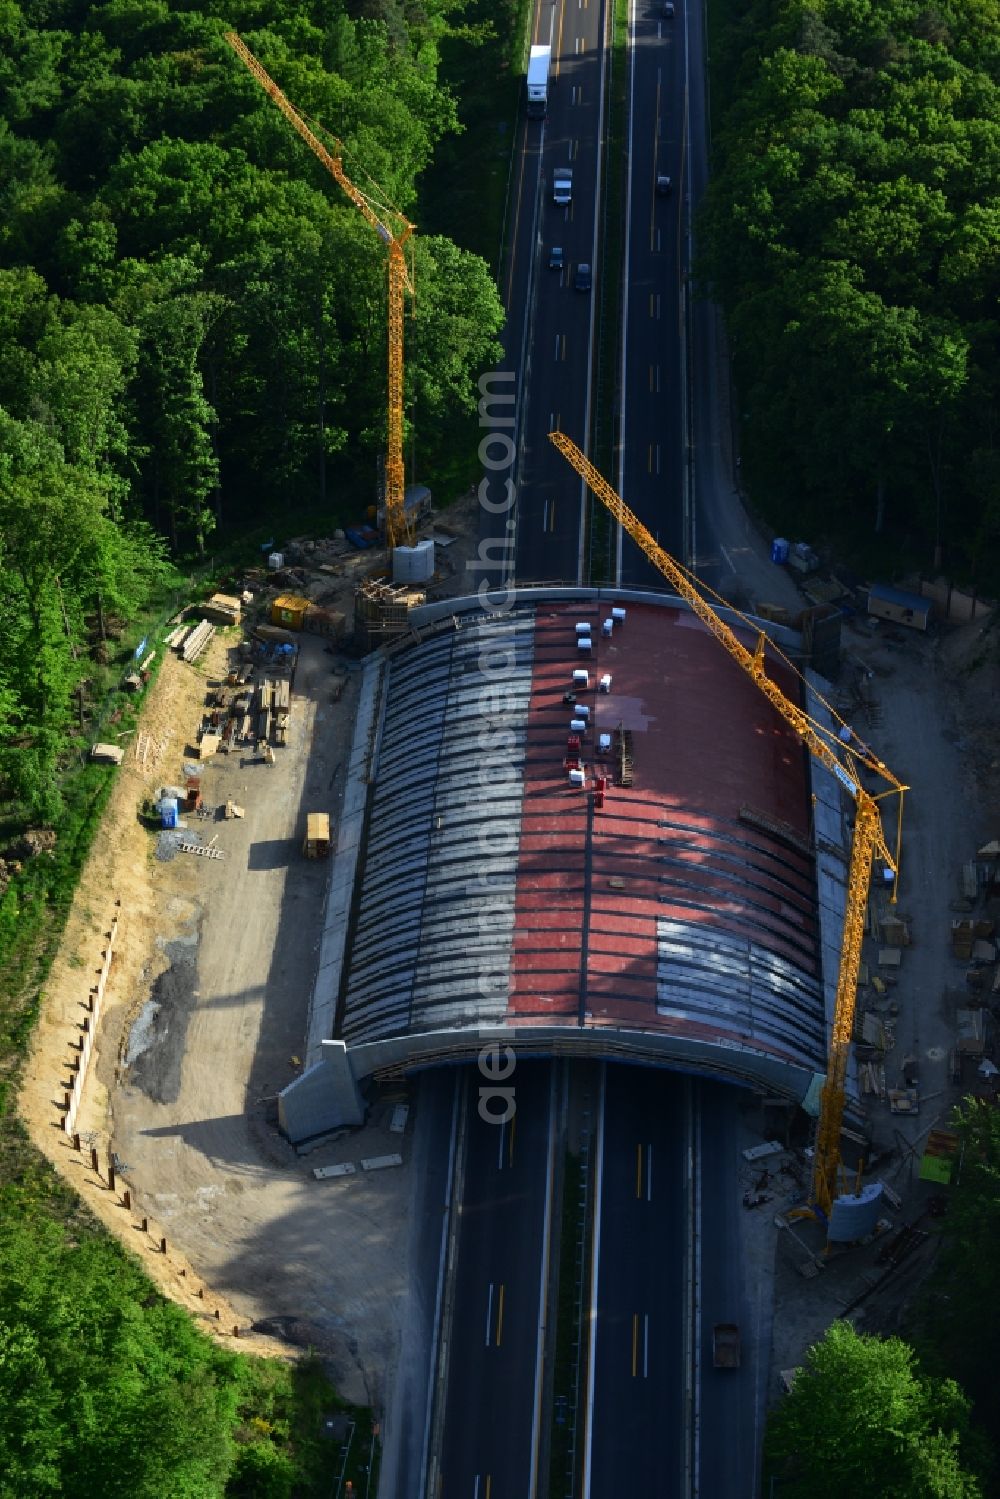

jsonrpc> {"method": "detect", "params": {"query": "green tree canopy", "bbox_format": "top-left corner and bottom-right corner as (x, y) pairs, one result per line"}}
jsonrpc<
(765, 1321), (982, 1498)
(698, 0), (1000, 583)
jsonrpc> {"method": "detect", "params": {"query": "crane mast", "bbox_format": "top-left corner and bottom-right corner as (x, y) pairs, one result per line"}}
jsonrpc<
(225, 32), (415, 549)
(549, 431), (904, 1221)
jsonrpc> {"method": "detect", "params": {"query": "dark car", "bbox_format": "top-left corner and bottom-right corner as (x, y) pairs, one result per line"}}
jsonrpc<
(656, 174), (672, 196)
(574, 262), (592, 292)
(549, 245), (565, 270)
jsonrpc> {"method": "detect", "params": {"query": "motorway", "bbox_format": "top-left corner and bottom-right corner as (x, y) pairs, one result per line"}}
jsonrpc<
(500, 0), (738, 592)
(587, 1065), (688, 1494)
(421, 1060), (764, 1498)
(419, 0), (768, 1488)
(435, 1063), (557, 1497)
(508, 0), (606, 585)
(616, 0), (690, 586)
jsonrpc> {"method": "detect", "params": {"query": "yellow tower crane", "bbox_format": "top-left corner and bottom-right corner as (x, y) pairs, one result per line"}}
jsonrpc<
(225, 31), (415, 549)
(549, 430), (907, 1223)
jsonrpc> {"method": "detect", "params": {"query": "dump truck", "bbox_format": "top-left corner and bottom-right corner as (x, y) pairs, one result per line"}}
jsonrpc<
(527, 44), (551, 117)
(553, 165), (573, 205)
(303, 812), (331, 858)
(713, 1323), (741, 1369)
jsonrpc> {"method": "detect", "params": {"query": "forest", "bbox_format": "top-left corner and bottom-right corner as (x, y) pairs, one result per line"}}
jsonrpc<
(0, 0), (505, 821)
(0, 1), (508, 1491)
(699, 0), (1000, 587)
(4, 0), (1000, 1489)
(764, 1100), (1000, 1498)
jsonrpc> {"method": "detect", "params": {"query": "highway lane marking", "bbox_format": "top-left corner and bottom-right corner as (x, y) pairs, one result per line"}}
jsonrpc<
(631, 1313), (650, 1376)
(572, 84), (582, 103)
(482, 1280), (506, 1347)
(575, 35), (587, 52)
(636, 1143), (654, 1198)
(648, 364), (661, 393)
(548, 500), (557, 533)
(554, 333), (566, 361)
(650, 75), (662, 253)
(556, 0), (566, 79)
(496, 1111), (516, 1168)
(581, 1065), (607, 1497)
(648, 444), (661, 475)
(473, 1477), (492, 1498)
(648, 291), (661, 319)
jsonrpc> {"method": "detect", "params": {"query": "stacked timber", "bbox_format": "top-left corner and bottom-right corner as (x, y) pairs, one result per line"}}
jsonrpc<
(180, 620), (215, 662)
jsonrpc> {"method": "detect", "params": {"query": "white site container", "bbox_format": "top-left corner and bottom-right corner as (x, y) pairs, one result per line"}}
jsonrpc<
(599, 673), (612, 692)
(577, 637), (592, 653)
(611, 606), (626, 625)
(570, 718), (587, 734)
(602, 618), (614, 637)
(575, 621), (592, 636)
(268, 552), (284, 570)
(598, 733), (612, 753)
(572, 668), (590, 687)
(568, 767), (586, 787)
(575, 704), (590, 720)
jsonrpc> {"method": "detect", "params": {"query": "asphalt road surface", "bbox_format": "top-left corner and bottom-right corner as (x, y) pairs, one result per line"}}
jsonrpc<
(586, 1067), (763, 1498)
(587, 1064), (688, 1496)
(513, 0), (608, 585)
(437, 1062), (556, 1497)
(618, 0), (689, 587)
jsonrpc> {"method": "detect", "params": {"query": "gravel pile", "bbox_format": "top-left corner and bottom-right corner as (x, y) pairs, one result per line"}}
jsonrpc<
(155, 828), (201, 862)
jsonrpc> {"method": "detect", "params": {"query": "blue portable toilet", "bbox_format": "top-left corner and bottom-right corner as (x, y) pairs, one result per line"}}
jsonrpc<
(771, 537), (790, 565)
(160, 797), (179, 830)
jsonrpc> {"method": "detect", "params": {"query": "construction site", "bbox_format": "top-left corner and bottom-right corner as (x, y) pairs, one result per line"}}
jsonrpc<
(12, 28), (1000, 1489)
(14, 415), (1000, 1440)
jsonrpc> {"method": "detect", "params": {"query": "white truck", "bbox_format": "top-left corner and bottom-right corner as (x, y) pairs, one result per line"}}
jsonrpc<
(527, 44), (551, 117)
(553, 165), (573, 205)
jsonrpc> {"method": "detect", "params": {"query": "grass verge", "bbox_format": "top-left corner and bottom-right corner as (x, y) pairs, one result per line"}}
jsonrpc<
(548, 1150), (585, 1495)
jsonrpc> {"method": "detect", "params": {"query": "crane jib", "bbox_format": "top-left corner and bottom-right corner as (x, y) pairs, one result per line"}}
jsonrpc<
(832, 761), (860, 798)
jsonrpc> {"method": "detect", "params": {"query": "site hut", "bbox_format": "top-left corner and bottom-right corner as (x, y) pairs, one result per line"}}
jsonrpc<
(270, 594), (311, 631)
(866, 583), (933, 632)
(377, 482), (433, 536)
(277, 588), (850, 1156)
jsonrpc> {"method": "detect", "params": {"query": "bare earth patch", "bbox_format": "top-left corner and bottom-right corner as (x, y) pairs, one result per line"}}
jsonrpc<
(17, 625), (411, 1403)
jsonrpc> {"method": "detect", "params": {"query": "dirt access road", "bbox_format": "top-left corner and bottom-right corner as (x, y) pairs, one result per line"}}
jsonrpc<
(18, 494), (1000, 1419)
(19, 624), (413, 1405)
